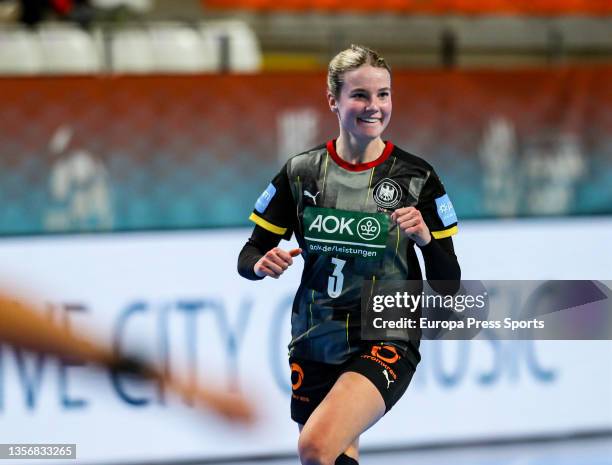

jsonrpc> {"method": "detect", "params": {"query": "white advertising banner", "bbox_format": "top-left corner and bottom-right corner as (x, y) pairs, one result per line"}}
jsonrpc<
(0, 218), (610, 464)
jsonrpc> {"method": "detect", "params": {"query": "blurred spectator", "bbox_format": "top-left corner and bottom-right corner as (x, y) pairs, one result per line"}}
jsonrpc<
(91, 0), (151, 23)
(18, 0), (95, 28)
(45, 125), (114, 232)
(19, 0), (48, 26)
(91, 0), (151, 13)
(0, 0), (19, 23)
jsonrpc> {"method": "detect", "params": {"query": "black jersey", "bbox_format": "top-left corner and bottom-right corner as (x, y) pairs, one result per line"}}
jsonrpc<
(249, 140), (458, 365)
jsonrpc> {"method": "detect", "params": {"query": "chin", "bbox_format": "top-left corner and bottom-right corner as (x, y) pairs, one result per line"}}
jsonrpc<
(355, 130), (383, 140)
(351, 123), (386, 140)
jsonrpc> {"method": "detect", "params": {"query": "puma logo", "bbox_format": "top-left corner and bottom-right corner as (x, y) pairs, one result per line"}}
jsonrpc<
(383, 369), (395, 389)
(303, 190), (320, 205)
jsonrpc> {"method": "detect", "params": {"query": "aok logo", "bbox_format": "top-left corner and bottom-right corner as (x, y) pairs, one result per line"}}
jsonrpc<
(308, 215), (354, 235)
(308, 214), (381, 241)
(356, 217), (380, 241)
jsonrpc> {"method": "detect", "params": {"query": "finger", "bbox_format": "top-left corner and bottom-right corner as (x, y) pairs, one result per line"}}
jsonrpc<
(399, 214), (420, 225)
(229, 396), (257, 424)
(189, 384), (256, 424)
(395, 213), (419, 226)
(209, 393), (256, 424)
(289, 248), (302, 257)
(259, 264), (280, 278)
(402, 225), (422, 236)
(391, 207), (416, 221)
(279, 247), (303, 264)
(275, 249), (295, 266)
(267, 253), (289, 270)
(262, 260), (284, 275)
(394, 210), (420, 224)
(399, 218), (421, 231)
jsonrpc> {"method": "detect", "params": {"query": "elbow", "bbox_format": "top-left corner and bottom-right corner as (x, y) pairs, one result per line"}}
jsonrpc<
(237, 251), (251, 280)
(237, 246), (264, 281)
(236, 258), (245, 280)
(428, 279), (461, 296)
(428, 263), (461, 296)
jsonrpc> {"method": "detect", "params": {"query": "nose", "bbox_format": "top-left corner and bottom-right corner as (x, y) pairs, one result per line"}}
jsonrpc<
(365, 97), (382, 112)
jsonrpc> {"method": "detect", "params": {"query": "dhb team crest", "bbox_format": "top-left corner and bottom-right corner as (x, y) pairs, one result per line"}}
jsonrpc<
(373, 178), (403, 209)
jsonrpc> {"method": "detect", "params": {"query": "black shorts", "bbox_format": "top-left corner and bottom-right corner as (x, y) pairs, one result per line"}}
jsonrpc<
(289, 343), (417, 425)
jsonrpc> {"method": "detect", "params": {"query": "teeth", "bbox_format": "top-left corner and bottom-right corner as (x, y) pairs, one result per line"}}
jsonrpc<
(359, 118), (379, 123)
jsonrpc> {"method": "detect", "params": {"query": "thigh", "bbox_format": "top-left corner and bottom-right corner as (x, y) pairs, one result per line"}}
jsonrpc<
(293, 343), (416, 461)
(343, 343), (417, 413)
(299, 370), (386, 461)
(290, 357), (339, 425)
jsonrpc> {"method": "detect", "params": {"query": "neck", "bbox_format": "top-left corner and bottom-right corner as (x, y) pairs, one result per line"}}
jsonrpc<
(336, 134), (385, 165)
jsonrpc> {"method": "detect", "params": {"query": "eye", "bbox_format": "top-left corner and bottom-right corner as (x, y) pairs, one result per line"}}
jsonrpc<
(379, 91), (390, 98)
(351, 92), (367, 99)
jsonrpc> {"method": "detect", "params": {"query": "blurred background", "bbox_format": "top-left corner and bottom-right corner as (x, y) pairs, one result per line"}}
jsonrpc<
(0, 1), (610, 464)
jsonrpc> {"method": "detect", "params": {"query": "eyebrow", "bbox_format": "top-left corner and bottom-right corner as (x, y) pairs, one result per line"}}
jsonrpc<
(350, 87), (391, 93)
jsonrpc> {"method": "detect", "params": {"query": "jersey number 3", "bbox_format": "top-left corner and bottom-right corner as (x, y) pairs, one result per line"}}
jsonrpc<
(327, 258), (346, 298)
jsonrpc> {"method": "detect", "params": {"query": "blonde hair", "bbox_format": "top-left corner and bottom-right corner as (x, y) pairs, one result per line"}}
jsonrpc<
(327, 44), (391, 98)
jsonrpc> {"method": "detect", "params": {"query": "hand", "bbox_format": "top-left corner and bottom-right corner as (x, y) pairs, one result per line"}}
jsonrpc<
(391, 207), (431, 247)
(167, 376), (257, 424)
(254, 247), (302, 279)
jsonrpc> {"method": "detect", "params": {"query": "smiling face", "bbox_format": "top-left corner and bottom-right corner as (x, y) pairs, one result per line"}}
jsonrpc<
(328, 64), (392, 143)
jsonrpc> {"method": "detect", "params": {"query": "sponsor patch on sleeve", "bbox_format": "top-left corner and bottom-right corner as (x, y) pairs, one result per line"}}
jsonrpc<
(435, 194), (457, 227)
(255, 183), (276, 213)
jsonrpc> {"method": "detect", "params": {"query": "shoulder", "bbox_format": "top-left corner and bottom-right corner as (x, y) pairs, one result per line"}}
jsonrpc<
(389, 144), (436, 174)
(388, 144), (447, 198)
(288, 143), (327, 163)
(284, 143), (328, 174)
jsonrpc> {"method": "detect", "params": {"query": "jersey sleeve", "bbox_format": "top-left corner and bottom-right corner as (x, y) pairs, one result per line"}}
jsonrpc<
(417, 170), (458, 240)
(248, 163), (294, 240)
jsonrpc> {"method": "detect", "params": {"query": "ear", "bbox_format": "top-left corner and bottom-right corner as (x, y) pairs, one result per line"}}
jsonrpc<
(327, 91), (338, 113)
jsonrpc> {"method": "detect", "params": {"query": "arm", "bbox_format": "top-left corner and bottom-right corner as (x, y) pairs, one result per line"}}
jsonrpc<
(239, 162), (301, 280)
(391, 207), (461, 294)
(391, 169), (461, 294)
(418, 236), (461, 281)
(238, 225), (301, 280)
(418, 236), (461, 295)
(0, 293), (255, 423)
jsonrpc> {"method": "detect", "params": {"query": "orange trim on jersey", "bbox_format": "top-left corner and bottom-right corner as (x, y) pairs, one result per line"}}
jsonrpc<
(326, 139), (394, 172)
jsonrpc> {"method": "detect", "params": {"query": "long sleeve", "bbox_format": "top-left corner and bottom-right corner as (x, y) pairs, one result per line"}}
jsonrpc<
(418, 236), (461, 294)
(238, 161), (295, 280)
(237, 225), (283, 280)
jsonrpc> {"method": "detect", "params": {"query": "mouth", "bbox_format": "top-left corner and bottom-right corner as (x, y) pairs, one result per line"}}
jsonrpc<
(357, 117), (383, 124)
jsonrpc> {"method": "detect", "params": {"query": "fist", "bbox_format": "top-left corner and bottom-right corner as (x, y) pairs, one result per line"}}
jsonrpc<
(390, 207), (431, 247)
(254, 247), (302, 279)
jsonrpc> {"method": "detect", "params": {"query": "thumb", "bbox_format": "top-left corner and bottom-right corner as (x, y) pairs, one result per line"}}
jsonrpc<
(289, 248), (302, 257)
